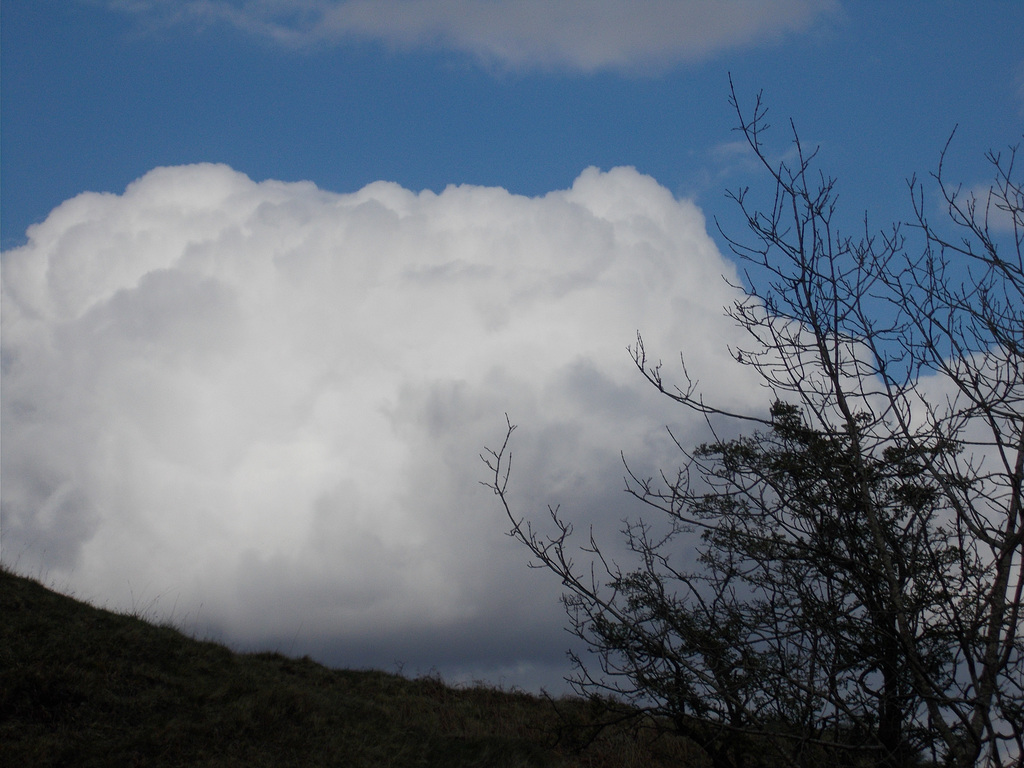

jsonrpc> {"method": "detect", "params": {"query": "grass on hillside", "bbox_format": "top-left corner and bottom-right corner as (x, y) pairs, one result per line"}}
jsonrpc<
(0, 566), (702, 767)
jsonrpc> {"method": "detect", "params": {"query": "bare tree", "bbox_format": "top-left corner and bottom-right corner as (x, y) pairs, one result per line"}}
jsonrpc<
(483, 83), (1023, 768)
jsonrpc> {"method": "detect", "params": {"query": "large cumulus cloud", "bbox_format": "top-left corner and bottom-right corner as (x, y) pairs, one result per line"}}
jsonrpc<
(1, 164), (757, 689)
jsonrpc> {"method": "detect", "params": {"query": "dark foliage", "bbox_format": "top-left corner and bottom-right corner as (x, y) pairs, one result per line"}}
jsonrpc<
(484, 83), (1023, 768)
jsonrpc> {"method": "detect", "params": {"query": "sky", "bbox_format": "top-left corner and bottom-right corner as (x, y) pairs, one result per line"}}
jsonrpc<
(2, 1), (1023, 693)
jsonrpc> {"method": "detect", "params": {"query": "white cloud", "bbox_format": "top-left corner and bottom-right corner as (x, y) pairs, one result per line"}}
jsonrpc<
(1, 163), (758, 689)
(110, 0), (839, 72)
(959, 181), (1024, 235)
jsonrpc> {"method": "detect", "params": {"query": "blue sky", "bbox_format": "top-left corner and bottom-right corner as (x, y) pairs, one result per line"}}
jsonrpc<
(5, 2), (1021, 249)
(2, 1), (1023, 692)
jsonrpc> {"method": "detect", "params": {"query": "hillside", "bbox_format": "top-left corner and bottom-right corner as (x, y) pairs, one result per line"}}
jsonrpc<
(0, 566), (696, 767)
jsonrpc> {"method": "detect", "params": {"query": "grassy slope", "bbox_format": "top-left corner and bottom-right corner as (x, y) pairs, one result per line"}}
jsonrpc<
(0, 567), (699, 767)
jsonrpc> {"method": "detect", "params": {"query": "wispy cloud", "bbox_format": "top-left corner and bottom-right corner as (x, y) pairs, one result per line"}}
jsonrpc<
(107, 0), (840, 72)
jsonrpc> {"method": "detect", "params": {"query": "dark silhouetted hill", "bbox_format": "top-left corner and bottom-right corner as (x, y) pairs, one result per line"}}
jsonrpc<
(0, 565), (697, 767)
